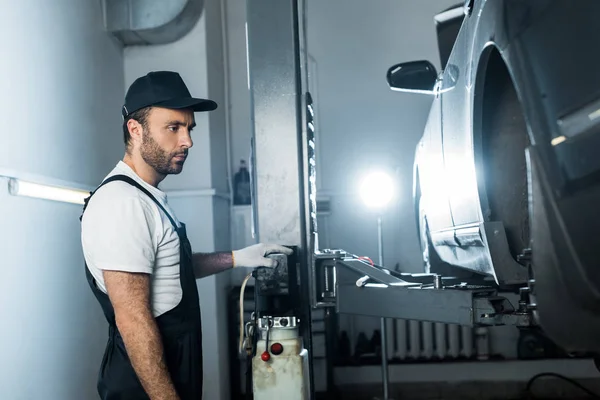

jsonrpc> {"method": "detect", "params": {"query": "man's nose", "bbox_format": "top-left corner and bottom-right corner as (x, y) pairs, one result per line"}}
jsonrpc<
(180, 130), (193, 148)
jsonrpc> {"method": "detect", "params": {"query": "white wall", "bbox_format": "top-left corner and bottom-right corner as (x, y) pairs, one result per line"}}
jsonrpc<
(225, 0), (253, 178)
(0, 1), (124, 399)
(0, 0), (124, 185)
(123, 1), (232, 399)
(205, 0), (231, 196)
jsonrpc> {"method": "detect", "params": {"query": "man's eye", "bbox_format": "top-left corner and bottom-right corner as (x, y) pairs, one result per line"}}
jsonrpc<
(168, 126), (178, 132)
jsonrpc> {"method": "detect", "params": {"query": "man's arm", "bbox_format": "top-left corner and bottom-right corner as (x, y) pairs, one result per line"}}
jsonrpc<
(104, 270), (180, 400)
(192, 252), (233, 279)
(192, 244), (293, 279)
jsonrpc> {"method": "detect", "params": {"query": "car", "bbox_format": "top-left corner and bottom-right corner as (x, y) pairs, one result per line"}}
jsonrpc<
(386, 0), (600, 355)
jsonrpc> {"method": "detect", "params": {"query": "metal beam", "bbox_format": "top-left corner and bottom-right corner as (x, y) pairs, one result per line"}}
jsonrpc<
(246, 0), (315, 397)
(336, 282), (535, 327)
(336, 284), (475, 325)
(247, 0), (303, 245)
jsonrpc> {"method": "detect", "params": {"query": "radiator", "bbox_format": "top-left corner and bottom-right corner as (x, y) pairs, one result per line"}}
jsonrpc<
(386, 319), (475, 361)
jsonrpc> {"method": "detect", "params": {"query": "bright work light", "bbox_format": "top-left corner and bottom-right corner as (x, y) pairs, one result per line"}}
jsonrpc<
(359, 171), (394, 209)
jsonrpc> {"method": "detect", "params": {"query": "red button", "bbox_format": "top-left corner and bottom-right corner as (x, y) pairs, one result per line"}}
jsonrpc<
(261, 351), (270, 362)
(270, 343), (284, 355)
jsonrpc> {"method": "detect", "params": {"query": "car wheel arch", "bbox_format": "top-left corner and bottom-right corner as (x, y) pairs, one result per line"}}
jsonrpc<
(472, 44), (532, 262)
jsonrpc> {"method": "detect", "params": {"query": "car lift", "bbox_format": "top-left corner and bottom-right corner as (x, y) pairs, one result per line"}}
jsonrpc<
(242, 1), (537, 399)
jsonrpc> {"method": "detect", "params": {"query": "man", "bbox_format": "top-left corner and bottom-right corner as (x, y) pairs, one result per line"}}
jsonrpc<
(80, 71), (291, 400)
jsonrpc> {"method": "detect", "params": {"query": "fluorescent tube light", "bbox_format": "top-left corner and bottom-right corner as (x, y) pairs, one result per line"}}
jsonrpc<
(7, 178), (90, 205)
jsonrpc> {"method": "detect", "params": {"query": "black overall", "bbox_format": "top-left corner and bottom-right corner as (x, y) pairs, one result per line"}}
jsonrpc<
(81, 175), (203, 400)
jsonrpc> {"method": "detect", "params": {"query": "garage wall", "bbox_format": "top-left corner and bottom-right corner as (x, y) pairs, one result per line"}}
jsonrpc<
(0, 1), (124, 399)
(0, 0), (124, 185)
(123, 1), (231, 399)
(224, 0), (254, 175)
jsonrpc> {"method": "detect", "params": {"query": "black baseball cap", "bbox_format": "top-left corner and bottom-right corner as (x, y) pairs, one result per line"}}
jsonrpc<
(122, 71), (217, 118)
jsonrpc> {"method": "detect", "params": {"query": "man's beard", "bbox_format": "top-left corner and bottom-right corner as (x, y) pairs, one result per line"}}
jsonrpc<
(140, 129), (187, 175)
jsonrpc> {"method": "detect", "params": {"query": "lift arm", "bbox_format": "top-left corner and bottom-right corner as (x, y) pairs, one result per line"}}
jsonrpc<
(314, 250), (536, 328)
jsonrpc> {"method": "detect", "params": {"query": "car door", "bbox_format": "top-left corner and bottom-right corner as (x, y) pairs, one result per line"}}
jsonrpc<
(418, 84), (454, 234)
(439, 7), (481, 228)
(421, 4), (467, 235)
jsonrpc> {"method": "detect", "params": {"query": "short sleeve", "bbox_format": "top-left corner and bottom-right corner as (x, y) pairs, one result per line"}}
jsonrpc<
(81, 187), (158, 275)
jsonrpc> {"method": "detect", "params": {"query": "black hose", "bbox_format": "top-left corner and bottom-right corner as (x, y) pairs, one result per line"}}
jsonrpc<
(526, 372), (600, 399)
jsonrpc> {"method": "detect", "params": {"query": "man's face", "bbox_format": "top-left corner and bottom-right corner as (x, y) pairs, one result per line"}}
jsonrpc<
(139, 107), (195, 176)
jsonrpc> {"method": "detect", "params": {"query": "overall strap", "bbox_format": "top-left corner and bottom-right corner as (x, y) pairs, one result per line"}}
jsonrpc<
(80, 174), (178, 229)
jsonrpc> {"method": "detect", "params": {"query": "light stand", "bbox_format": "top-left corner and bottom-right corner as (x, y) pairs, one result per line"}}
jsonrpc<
(377, 216), (390, 400)
(359, 170), (395, 400)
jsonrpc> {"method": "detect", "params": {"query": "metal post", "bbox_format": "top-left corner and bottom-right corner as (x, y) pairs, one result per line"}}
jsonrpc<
(377, 217), (384, 269)
(246, 0), (315, 398)
(377, 216), (390, 400)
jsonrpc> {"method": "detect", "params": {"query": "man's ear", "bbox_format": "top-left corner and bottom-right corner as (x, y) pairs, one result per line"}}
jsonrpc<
(127, 119), (143, 144)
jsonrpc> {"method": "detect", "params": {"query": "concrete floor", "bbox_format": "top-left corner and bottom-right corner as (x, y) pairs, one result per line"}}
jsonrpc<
(327, 359), (600, 400)
(333, 381), (600, 399)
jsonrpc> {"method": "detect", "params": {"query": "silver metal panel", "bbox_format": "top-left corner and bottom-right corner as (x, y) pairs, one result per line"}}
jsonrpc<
(247, 0), (303, 245)
(336, 259), (421, 287)
(480, 222), (529, 285)
(336, 284), (475, 326)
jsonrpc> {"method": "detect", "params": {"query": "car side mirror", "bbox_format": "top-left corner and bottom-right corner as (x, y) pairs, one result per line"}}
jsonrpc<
(386, 60), (438, 95)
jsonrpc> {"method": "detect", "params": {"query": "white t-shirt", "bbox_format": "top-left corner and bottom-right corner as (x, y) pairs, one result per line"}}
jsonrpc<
(81, 161), (183, 317)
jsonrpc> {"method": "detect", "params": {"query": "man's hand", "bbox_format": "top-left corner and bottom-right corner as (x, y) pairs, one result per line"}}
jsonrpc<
(192, 244), (292, 278)
(104, 270), (180, 400)
(232, 243), (293, 268)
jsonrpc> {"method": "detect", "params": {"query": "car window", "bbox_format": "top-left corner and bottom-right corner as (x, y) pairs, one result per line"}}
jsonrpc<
(435, 4), (465, 70)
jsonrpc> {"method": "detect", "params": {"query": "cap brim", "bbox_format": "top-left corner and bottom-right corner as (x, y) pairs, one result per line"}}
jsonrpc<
(155, 97), (218, 112)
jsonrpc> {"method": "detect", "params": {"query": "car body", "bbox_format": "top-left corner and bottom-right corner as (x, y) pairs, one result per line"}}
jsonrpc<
(387, 0), (600, 354)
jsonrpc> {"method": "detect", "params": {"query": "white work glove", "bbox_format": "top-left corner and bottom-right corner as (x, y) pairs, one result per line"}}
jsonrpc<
(232, 243), (293, 268)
